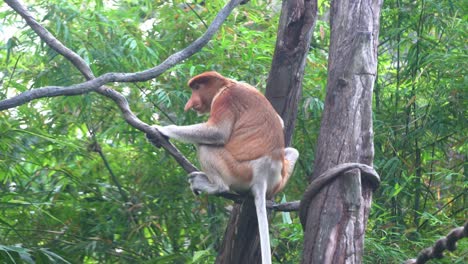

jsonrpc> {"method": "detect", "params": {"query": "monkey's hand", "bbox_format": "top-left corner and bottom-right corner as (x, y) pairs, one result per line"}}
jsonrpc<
(146, 125), (170, 147)
(152, 125), (171, 138)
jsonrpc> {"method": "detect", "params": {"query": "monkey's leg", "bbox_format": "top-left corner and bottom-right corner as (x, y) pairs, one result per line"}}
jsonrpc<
(188, 171), (229, 195)
(285, 147), (299, 175)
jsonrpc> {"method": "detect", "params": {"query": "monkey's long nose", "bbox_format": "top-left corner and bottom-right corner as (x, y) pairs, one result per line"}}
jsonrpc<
(184, 100), (194, 112)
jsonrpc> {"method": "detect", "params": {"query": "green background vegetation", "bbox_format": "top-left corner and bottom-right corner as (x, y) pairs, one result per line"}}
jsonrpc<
(0, 0), (466, 263)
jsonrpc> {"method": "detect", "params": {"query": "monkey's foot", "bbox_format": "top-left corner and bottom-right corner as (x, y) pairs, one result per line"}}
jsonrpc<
(188, 171), (229, 195)
(285, 147), (299, 175)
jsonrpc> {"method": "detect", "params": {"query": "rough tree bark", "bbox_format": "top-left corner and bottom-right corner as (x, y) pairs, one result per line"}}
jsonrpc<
(216, 1), (317, 263)
(299, 0), (382, 263)
(265, 0), (318, 146)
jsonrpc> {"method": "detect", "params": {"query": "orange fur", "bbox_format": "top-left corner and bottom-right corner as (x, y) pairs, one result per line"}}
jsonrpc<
(156, 71), (300, 264)
(186, 72), (288, 190)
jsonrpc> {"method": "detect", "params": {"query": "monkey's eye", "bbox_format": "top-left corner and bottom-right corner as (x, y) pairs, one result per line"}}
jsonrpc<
(192, 84), (200, 90)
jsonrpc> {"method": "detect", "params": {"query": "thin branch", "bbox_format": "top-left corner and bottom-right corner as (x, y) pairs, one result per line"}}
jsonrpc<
(0, 83), (99, 110)
(88, 137), (129, 203)
(5, 54), (22, 90)
(2, 0), (244, 175)
(215, 193), (301, 212)
(184, 1), (208, 29)
(135, 83), (177, 124)
(1, 0), (244, 110)
(102, 87), (198, 173)
(418, 191), (467, 230)
(267, 200), (300, 212)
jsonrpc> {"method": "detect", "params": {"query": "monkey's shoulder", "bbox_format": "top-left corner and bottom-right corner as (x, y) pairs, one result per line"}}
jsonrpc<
(214, 82), (268, 108)
(230, 81), (263, 96)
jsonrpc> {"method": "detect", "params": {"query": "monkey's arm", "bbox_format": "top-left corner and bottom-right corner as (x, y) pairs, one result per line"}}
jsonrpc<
(154, 121), (232, 145)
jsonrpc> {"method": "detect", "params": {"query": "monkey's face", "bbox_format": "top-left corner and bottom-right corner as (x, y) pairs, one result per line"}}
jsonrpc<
(185, 71), (229, 115)
(184, 82), (222, 114)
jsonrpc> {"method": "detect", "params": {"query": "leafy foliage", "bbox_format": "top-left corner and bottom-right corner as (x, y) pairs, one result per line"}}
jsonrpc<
(367, 0), (467, 262)
(0, 0), (466, 263)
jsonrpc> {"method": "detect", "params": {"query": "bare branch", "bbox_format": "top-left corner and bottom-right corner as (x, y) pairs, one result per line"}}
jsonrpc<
(103, 87), (199, 173)
(1, 0), (244, 175)
(216, 193), (301, 212)
(267, 200), (300, 212)
(0, 0), (244, 111)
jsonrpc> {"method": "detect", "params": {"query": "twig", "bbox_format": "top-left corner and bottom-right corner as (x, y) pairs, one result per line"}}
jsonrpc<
(418, 191), (467, 230)
(134, 83), (177, 124)
(4, 54), (22, 90)
(184, 1), (208, 29)
(88, 139), (129, 203)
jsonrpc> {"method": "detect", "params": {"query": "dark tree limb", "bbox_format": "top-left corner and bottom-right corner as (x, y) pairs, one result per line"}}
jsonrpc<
(405, 221), (468, 264)
(268, 165), (383, 217)
(223, 162), (381, 214)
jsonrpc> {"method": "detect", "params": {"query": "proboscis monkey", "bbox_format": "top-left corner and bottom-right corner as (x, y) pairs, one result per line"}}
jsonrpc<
(154, 71), (299, 264)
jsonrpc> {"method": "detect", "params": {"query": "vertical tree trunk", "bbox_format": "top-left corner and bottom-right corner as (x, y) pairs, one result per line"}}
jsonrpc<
(216, 1), (317, 263)
(265, 0), (318, 146)
(300, 0), (382, 263)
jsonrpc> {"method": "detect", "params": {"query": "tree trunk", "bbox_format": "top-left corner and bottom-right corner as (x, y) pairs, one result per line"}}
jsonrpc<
(216, 1), (317, 263)
(265, 0), (318, 146)
(300, 0), (382, 263)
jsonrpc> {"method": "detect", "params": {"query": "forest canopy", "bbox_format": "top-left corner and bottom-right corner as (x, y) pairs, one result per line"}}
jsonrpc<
(0, 0), (466, 263)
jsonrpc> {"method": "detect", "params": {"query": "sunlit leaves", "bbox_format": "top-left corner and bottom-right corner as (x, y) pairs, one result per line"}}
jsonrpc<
(0, 0), (465, 263)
